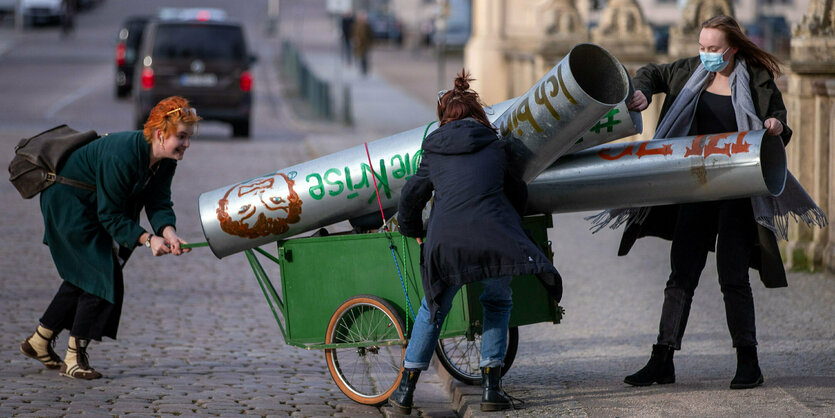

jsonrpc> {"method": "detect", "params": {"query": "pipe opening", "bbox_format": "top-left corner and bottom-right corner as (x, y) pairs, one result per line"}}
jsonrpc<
(760, 135), (787, 196)
(568, 44), (629, 106)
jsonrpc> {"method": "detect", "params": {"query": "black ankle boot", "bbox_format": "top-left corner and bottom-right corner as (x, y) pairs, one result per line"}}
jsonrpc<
(481, 366), (511, 412)
(730, 346), (763, 389)
(388, 369), (420, 414)
(624, 344), (675, 386)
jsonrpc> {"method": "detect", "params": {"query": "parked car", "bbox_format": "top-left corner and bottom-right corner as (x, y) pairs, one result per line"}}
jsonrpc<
(21, 0), (63, 26)
(367, 10), (403, 44)
(134, 16), (256, 138)
(114, 15), (150, 98)
(0, 0), (16, 17)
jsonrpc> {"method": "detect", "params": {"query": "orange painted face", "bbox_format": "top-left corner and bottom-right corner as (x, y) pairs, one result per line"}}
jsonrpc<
(216, 172), (303, 239)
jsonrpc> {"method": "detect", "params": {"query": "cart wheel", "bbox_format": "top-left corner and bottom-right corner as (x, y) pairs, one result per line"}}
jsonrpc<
(324, 295), (406, 405)
(435, 326), (519, 385)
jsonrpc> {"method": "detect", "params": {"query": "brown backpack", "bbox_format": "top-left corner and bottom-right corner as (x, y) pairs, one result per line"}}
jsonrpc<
(9, 125), (98, 199)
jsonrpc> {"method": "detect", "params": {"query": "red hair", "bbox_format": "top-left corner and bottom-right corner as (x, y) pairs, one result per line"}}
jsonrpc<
(701, 15), (783, 78)
(437, 69), (494, 131)
(142, 96), (201, 144)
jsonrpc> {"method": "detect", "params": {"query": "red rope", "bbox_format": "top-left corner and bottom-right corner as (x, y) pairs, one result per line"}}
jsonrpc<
(364, 142), (388, 231)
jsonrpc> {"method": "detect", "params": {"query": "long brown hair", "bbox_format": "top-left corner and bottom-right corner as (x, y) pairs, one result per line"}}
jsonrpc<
(701, 15), (782, 78)
(437, 69), (494, 131)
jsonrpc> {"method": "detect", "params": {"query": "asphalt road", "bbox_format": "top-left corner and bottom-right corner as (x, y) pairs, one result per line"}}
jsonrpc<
(0, 0), (303, 142)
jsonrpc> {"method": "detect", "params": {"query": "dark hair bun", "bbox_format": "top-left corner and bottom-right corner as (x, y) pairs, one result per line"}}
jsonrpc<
(453, 68), (472, 92)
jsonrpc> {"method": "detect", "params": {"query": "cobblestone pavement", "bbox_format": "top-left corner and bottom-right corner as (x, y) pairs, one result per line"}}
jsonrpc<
(356, 16), (835, 418)
(2, 135), (389, 416)
(4, 0), (834, 416)
(0, 1), (450, 417)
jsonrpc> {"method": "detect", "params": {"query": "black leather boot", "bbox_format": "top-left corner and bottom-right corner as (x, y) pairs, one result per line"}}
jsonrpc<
(481, 366), (511, 412)
(624, 344), (675, 386)
(730, 346), (763, 389)
(388, 369), (420, 414)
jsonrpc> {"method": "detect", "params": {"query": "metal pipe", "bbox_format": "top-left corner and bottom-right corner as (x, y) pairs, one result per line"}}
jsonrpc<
(562, 101), (642, 155)
(526, 130), (787, 214)
(196, 99), (521, 259)
(198, 44), (630, 258)
(495, 43), (630, 181)
(198, 118), (481, 259)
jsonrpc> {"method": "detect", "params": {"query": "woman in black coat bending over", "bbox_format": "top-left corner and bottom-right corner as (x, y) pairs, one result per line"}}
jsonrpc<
(389, 70), (560, 413)
(623, 15), (790, 390)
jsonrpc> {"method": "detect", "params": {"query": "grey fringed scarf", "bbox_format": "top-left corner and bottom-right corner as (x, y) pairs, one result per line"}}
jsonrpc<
(589, 57), (827, 239)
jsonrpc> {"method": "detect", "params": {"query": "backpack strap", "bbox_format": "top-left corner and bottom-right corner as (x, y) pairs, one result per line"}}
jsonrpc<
(48, 172), (96, 192)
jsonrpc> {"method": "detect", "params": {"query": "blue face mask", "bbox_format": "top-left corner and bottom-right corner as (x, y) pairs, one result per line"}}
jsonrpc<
(700, 48), (730, 72)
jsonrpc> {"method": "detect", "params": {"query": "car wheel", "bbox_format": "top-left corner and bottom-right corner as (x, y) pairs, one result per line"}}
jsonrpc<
(232, 120), (250, 138)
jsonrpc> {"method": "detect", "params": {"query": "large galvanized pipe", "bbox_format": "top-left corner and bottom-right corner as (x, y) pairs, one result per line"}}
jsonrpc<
(198, 99), (515, 259)
(526, 130), (787, 214)
(198, 44), (629, 258)
(496, 43), (630, 181)
(563, 101), (642, 155)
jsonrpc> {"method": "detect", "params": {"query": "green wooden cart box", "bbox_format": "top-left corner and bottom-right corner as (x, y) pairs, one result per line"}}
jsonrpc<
(243, 214), (562, 405)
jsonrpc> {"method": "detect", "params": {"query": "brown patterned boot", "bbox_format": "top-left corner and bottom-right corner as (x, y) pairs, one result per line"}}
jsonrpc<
(20, 325), (62, 369)
(59, 336), (102, 380)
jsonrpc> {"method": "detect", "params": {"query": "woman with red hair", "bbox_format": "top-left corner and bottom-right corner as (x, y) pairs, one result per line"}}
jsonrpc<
(19, 96), (199, 380)
(390, 70), (560, 413)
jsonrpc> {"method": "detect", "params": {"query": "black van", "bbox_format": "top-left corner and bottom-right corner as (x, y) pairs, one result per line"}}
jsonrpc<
(134, 18), (255, 137)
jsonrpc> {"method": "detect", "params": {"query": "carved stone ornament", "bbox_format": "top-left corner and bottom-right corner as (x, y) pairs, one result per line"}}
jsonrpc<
(536, 0), (588, 38)
(675, 0), (734, 35)
(793, 0), (835, 37)
(591, 0), (655, 60)
(668, 0), (734, 58)
(790, 0), (835, 73)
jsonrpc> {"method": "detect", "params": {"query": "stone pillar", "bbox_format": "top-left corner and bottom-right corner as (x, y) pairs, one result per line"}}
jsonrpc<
(826, 79), (835, 273)
(785, 0), (835, 271)
(465, 0), (510, 105)
(667, 0), (734, 60)
(784, 76), (831, 270)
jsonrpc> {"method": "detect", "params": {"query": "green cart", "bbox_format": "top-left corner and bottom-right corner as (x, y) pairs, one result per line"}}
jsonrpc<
(242, 214), (562, 405)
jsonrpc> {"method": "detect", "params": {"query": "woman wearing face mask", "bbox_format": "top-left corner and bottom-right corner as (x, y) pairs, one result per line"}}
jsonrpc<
(19, 96), (198, 380)
(621, 15), (793, 390)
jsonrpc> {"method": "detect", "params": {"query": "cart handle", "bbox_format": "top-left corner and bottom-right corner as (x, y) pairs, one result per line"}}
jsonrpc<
(181, 242), (210, 249)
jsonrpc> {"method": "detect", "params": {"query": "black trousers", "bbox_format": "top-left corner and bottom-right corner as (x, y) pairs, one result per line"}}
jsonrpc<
(40, 281), (116, 341)
(657, 199), (758, 349)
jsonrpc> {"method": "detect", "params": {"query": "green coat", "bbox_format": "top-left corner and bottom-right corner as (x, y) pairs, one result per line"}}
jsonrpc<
(40, 130), (177, 304)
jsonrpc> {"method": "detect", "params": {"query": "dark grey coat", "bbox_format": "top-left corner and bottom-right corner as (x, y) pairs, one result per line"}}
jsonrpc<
(398, 119), (560, 319)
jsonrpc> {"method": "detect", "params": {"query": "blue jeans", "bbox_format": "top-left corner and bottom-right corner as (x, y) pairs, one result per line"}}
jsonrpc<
(403, 276), (513, 370)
